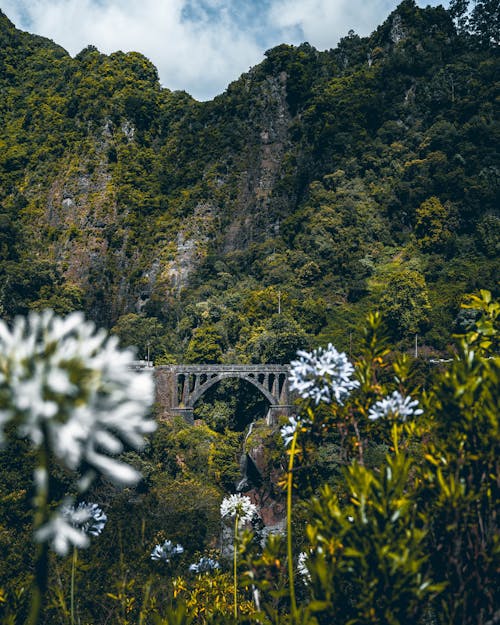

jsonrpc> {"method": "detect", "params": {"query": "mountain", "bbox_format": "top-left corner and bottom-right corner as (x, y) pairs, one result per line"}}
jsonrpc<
(0, 0), (498, 362)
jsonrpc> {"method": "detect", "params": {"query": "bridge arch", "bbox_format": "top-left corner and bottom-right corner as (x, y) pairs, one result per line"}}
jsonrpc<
(154, 364), (293, 425)
(190, 372), (277, 407)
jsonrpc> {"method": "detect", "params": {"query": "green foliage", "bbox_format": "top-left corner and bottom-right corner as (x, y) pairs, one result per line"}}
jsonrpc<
(185, 325), (224, 364)
(450, 0), (499, 45)
(0, 0), (498, 355)
(380, 269), (431, 337)
(476, 213), (500, 257)
(284, 290), (499, 625)
(306, 455), (442, 625)
(111, 313), (167, 361)
(1, 0), (500, 617)
(243, 314), (308, 364)
(0, 291), (498, 625)
(414, 196), (452, 252)
(418, 289), (500, 624)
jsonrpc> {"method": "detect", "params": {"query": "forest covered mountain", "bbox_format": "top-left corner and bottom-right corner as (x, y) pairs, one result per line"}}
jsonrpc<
(0, 0), (498, 363)
(0, 3), (499, 624)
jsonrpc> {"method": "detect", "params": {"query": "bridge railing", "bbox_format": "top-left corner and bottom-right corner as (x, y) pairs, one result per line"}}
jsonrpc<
(155, 364), (290, 372)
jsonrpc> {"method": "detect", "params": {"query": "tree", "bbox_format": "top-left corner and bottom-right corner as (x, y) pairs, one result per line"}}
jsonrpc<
(470, 0), (500, 46)
(449, 0), (470, 32)
(243, 314), (308, 364)
(111, 313), (165, 361)
(380, 270), (431, 337)
(29, 282), (84, 315)
(415, 196), (452, 252)
(184, 324), (224, 364)
(449, 0), (500, 45)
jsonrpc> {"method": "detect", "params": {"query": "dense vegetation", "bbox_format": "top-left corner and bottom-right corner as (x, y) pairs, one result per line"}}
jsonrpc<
(0, 0), (498, 364)
(0, 0), (498, 623)
(0, 291), (498, 624)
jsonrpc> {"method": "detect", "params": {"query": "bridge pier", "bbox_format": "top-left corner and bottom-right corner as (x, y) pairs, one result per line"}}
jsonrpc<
(267, 404), (294, 426)
(170, 407), (195, 424)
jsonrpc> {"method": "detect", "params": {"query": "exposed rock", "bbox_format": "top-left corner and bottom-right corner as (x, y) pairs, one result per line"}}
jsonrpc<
(243, 425), (286, 527)
(390, 14), (407, 44)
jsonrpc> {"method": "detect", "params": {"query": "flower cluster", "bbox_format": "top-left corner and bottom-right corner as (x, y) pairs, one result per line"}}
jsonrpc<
(280, 416), (300, 447)
(280, 415), (312, 447)
(368, 391), (423, 422)
(220, 493), (257, 524)
(289, 344), (359, 405)
(297, 551), (311, 583)
(189, 556), (220, 574)
(151, 540), (184, 563)
(35, 512), (91, 556)
(62, 502), (107, 537)
(0, 310), (156, 486)
(36, 501), (107, 555)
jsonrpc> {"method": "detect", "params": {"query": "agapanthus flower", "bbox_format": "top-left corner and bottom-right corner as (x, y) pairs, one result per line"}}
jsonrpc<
(189, 556), (220, 574)
(297, 551), (311, 583)
(35, 512), (90, 556)
(368, 390), (423, 422)
(280, 416), (300, 447)
(0, 310), (156, 486)
(62, 502), (107, 537)
(280, 415), (312, 447)
(151, 540), (184, 563)
(289, 344), (359, 405)
(220, 493), (257, 524)
(36, 500), (107, 555)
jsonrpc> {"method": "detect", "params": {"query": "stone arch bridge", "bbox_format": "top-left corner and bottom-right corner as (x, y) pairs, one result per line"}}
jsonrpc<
(154, 364), (293, 424)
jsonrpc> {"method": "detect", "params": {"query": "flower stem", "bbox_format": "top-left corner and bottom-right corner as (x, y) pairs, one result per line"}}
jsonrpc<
(391, 422), (400, 455)
(70, 547), (77, 625)
(287, 428), (298, 622)
(139, 578), (152, 625)
(233, 513), (239, 621)
(27, 431), (51, 625)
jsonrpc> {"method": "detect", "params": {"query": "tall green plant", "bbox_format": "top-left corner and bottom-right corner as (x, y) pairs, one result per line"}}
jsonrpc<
(420, 289), (500, 624)
(304, 454), (443, 625)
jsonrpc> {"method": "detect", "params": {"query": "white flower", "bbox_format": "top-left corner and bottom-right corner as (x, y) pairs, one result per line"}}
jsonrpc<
(297, 551), (311, 583)
(289, 344), (359, 405)
(280, 415), (312, 447)
(189, 556), (220, 574)
(0, 310), (156, 485)
(220, 494), (257, 524)
(368, 391), (424, 422)
(151, 539), (184, 563)
(280, 416), (300, 447)
(35, 512), (90, 556)
(62, 502), (107, 537)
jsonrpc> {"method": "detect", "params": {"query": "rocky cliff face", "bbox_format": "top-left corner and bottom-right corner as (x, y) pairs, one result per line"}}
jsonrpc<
(227, 72), (294, 249)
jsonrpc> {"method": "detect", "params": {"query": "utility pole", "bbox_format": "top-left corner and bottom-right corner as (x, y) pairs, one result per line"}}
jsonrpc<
(278, 291), (281, 315)
(414, 334), (418, 359)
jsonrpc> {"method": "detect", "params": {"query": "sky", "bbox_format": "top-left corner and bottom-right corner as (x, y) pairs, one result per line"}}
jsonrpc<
(0, 0), (449, 101)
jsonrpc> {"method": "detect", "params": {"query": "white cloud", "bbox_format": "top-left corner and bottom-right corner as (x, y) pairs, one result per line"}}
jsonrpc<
(1, 0), (265, 99)
(268, 0), (395, 49)
(269, 0), (449, 49)
(0, 0), (449, 100)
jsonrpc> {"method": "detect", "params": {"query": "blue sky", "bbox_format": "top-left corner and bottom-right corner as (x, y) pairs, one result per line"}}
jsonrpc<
(0, 0), (449, 101)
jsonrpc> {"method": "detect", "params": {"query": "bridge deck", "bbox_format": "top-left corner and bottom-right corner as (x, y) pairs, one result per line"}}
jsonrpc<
(156, 364), (290, 372)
